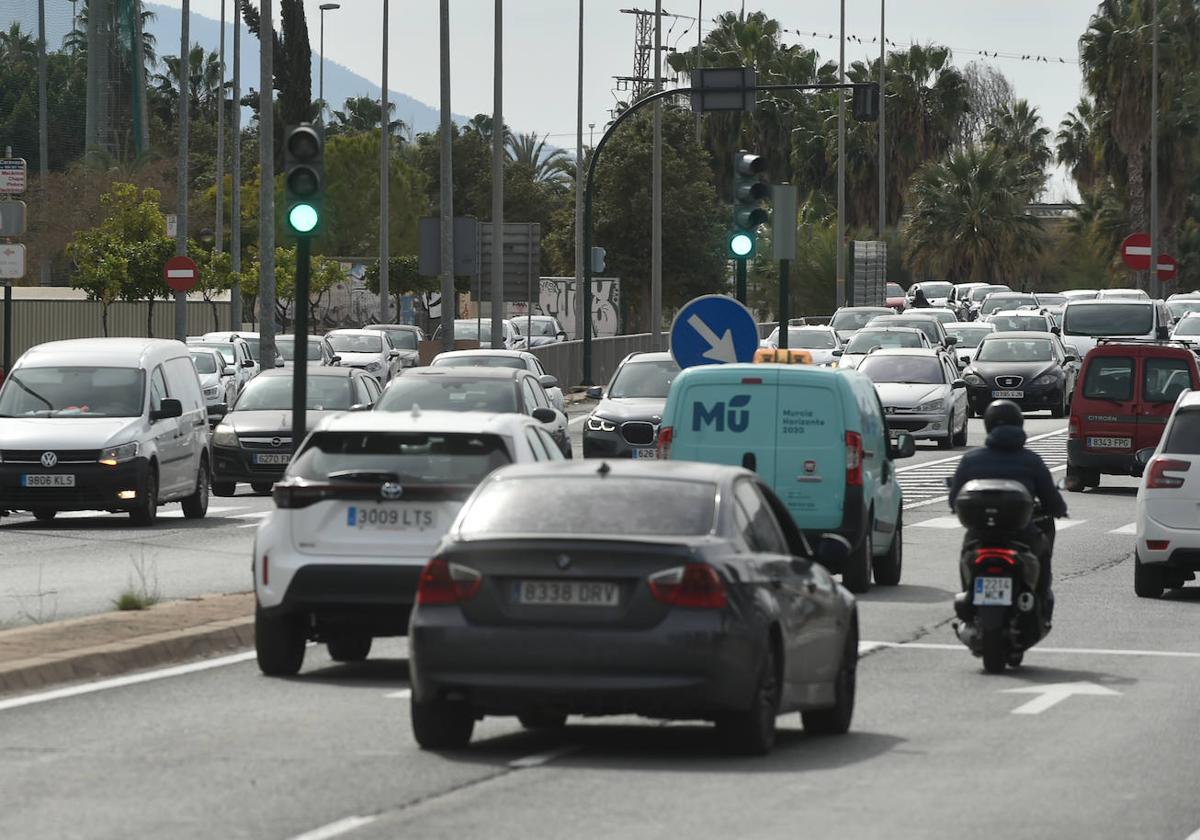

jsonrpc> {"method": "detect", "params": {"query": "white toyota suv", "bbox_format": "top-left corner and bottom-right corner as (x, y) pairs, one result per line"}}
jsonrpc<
(252, 409), (565, 675)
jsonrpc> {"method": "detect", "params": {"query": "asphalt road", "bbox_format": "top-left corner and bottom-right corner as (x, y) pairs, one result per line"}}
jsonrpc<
(3, 411), (1200, 839)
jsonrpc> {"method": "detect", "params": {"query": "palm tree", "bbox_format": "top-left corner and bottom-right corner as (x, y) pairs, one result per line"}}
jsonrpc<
(505, 132), (570, 184)
(153, 45), (227, 121)
(464, 113), (510, 146)
(1055, 99), (1103, 192)
(0, 22), (37, 65)
(985, 99), (1052, 191)
(328, 96), (406, 139)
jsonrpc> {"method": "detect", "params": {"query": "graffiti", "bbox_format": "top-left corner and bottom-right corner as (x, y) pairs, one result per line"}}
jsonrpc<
(508, 277), (620, 339)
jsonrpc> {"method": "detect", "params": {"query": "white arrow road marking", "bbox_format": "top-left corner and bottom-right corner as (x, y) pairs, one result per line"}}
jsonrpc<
(1111, 523), (1137, 535)
(384, 689), (411, 700)
(687, 314), (739, 364)
(288, 816), (377, 840)
(1003, 681), (1121, 715)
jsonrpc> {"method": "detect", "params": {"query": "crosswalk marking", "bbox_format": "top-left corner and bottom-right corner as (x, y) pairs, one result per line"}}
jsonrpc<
(899, 429), (1068, 506)
(909, 515), (1134, 536)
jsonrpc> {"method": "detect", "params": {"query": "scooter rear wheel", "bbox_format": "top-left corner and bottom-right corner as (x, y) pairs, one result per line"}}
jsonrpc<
(982, 628), (1006, 673)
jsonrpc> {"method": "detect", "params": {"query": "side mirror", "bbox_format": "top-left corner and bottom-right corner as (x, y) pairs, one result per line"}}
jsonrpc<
(1135, 447), (1156, 467)
(831, 349), (844, 357)
(1051, 326), (1062, 336)
(349, 403), (372, 412)
(538, 374), (559, 390)
(532, 407), (557, 424)
(556, 331), (569, 341)
(151, 398), (183, 422)
(220, 366), (233, 377)
(586, 385), (603, 400)
(207, 403), (228, 421)
(1065, 353), (1079, 363)
(944, 335), (959, 346)
(888, 432), (916, 459)
(951, 379), (967, 390)
(330, 355), (342, 366)
(388, 349), (400, 359)
(815, 534), (852, 572)
(243, 358), (257, 368)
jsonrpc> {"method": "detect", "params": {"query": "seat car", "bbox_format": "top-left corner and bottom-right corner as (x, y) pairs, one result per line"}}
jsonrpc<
(1133, 390), (1200, 597)
(984, 309), (1057, 334)
(253, 411), (562, 677)
(407, 460), (860, 755)
(433, 318), (527, 350)
(906, 281), (953, 307)
(760, 324), (841, 365)
(1059, 298), (1172, 357)
(828, 306), (895, 343)
(188, 335), (258, 392)
(325, 328), (400, 385)
(189, 347), (237, 417)
(430, 349), (564, 411)
(210, 367), (382, 496)
(362, 324), (425, 369)
(858, 348), (968, 449)
(832, 326), (930, 371)
(886, 282), (907, 312)
(961, 332), (1079, 418)
(582, 351), (680, 459)
(658, 363), (914, 593)
(275, 334), (340, 369)
(1066, 340), (1200, 491)
(0, 338), (213, 525)
(375, 367), (571, 457)
(513, 314), (569, 346)
(977, 292), (1038, 319)
(944, 322), (996, 367)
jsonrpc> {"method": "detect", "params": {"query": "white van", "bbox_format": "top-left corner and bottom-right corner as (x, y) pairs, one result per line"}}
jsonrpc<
(1060, 299), (1172, 357)
(0, 339), (214, 525)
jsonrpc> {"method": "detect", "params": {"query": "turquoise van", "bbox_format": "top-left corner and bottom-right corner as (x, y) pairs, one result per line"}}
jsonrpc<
(658, 363), (914, 593)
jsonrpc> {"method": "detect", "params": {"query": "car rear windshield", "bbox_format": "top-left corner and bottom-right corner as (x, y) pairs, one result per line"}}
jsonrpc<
(375, 377), (517, 413)
(0, 366), (145, 418)
(434, 356), (526, 371)
(1035, 294), (1066, 307)
(873, 318), (939, 345)
(289, 432), (511, 483)
(784, 328), (837, 348)
(977, 338), (1054, 362)
(845, 330), (924, 353)
(1164, 410), (1200, 455)
(981, 294), (1036, 315)
(328, 334), (382, 353)
(1173, 318), (1200, 337)
(831, 309), (890, 331)
(1144, 358), (1193, 403)
(945, 327), (991, 348)
(190, 353), (219, 374)
(1168, 301), (1200, 321)
(609, 359), (680, 398)
(926, 309), (957, 323)
(1082, 357), (1133, 401)
(916, 282), (952, 298)
(1064, 304), (1154, 337)
(988, 315), (1049, 333)
(276, 338), (323, 361)
(381, 329), (419, 349)
(235, 376), (354, 411)
(858, 356), (944, 385)
(969, 285), (1009, 302)
(195, 342), (235, 364)
(458, 476), (717, 537)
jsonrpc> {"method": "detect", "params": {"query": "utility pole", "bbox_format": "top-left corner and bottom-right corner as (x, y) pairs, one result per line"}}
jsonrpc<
(694, 0), (703, 143)
(651, 0), (663, 347)
(575, 0), (585, 340)
(175, 0), (190, 342)
(491, 0), (505, 349)
(1149, 0), (1160, 298)
(439, 0), (456, 352)
(215, 0), (225, 281)
(36, 0), (49, 285)
(258, 0), (276, 368)
(319, 4), (340, 123)
(877, 0), (886, 237)
(835, 0), (847, 309)
(379, 0), (390, 323)
(230, 0), (242, 329)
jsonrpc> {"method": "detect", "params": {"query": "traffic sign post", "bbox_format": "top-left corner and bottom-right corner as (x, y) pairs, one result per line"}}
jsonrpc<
(1121, 232), (1151, 272)
(163, 255), (199, 293)
(0, 159), (27, 195)
(669, 295), (760, 370)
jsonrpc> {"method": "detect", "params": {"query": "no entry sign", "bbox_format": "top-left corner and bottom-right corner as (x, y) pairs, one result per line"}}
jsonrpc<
(1157, 253), (1178, 282)
(1121, 232), (1151, 272)
(163, 255), (199, 293)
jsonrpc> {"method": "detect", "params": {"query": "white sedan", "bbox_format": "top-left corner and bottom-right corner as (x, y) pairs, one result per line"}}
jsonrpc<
(430, 349), (565, 411)
(326, 328), (400, 385)
(760, 325), (842, 365)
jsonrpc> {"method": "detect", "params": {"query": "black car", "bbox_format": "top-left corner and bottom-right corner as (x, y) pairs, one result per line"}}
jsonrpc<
(582, 351), (680, 459)
(961, 331), (1080, 417)
(408, 460), (859, 755)
(210, 367), (382, 495)
(375, 366), (572, 457)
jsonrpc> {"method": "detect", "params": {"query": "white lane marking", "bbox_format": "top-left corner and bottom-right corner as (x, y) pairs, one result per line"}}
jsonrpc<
(863, 641), (1200, 659)
(159, 506), (240, 519)
(0, 651), (257, 713)
(909, 516), (964, 530)
(508, 745), (580, 769)
(568, 413), (590, 427)
(1184, 828), (1200, 840)
(857, 641), (891, 655)
(288, 816), (378, 840)
(1003, 682), (1121, 715)
(903, 495), (950, 511)
(384, 689), (411, 700)
(231, 511), (271, 520)
(237, 522), (262, 529)
(1111, 523), (1137, 535)
(1055, 519), (1086, 530)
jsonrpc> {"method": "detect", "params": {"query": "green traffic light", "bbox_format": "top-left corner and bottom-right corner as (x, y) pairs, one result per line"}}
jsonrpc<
(288, 203), (319, 234)
(728, 231), (754, 258)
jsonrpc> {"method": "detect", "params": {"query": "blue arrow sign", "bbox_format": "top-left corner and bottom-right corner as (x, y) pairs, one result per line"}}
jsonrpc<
(669, 295), (760, 369)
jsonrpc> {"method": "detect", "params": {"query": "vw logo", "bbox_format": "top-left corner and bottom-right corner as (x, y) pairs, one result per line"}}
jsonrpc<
(556, 554), (572, 571)
(40, 451), (57, 468)
(380, 482), (404, 501)
(270, 437), (282, 448)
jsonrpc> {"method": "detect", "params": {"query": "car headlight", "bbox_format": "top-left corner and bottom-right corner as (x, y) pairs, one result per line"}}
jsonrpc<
(918, 398), (945, 412)
(963, 372), (986, 386)
(212, 425), (239, 447)
(1033, 373), (1060, 386)
(203, 385), (220, 399)
(585, 415), (617, 433)
(365, 361), (382, 372)
(98, 442), (140, 466)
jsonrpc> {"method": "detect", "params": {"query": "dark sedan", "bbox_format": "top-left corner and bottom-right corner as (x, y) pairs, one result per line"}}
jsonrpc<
(408, 460), (859, 755)
(961, 331), (1080, 417)
(210, 367), (382, 495)
(582, 351), (679, 459)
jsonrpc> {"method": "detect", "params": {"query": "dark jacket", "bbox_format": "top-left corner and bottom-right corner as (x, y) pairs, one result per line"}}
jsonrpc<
(949, 425), (1068, 518)
(911, 289), (931, 308)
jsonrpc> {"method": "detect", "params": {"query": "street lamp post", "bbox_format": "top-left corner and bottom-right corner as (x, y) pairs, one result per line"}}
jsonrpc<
(319, 3), (340, 123)
(1149, 0), (1160, 297)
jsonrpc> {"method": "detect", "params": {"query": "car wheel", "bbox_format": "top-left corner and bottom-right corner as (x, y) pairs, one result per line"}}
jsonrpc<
(212, 480), (236, 497)
(255, 604), (306, 676)
(716, 640), (780, 756)
(129, 467), (158, 526)
(518, 711), (568, 730)
(952, 412), (969, 447)
(872, 511), (903, 586)
(937, 423), (953, 449)
(1050, 390), (1066, 419)
(411, 697), (476, 750)
(842, 527), (873, 594)
(1064, 466), (1088, 493)
(33, 509), (57, 523)
(802, 613), (858, 735)
(181, 459), (210, 519)
(251, 481), (274, 495)
(1134, 551), (1165, 599)
(327, 633), (372, 663)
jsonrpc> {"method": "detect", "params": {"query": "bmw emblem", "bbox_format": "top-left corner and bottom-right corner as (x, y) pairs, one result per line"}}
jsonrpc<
(40, 452), (57, 468)
(556, 554), (572, 571)
(380, 482), (404, 501)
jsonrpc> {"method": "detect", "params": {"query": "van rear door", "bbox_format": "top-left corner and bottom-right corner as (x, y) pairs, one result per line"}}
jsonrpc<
(1137, 352), (1197, 451)
(669, 366), (778, 487)
(1078, 352), (1138, 456)
(774, 371), (845, 531)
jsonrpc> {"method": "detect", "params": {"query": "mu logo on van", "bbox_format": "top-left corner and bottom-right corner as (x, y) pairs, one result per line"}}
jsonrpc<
(692, 395), (752, 433)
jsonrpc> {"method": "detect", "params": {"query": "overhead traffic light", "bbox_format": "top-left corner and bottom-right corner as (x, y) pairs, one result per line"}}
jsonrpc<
(852, 84), (881, 122)
(284, 124), (324, 236)
(730, 150), (769, 259)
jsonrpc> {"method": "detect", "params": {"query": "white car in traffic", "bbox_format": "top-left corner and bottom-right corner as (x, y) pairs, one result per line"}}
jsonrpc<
(430, 349), (565, 411)
(325, 329), (400, 385)
(189, 347), (237, 413)
(760, 325), (842, 365)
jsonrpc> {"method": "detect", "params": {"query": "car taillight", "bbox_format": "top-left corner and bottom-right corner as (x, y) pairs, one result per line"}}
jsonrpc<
(1146, 540), (1170, 551)
(416, 557), (482, 605)
(272, 483), (323, 509)
(845, 431), (863, 487)
(1068, 415), (1080, 439)
(657, 425), (673, 459)
(1146, 458), (1190, 489)
(647, 563), (727, 609)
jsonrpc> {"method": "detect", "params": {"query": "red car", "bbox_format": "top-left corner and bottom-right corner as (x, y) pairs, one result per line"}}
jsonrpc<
(1066, 339), (1200, 491)
(886, 282), (907, 313)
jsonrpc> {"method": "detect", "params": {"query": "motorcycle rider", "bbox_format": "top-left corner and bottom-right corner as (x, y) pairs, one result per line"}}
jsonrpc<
(948, 399), (1067, 624)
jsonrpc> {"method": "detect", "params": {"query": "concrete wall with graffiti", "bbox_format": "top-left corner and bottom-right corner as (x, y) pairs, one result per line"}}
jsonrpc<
(506, 277), (621, 339)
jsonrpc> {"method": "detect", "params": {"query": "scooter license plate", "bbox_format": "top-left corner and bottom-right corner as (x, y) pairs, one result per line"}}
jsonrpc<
(974, 577), (1013, 606)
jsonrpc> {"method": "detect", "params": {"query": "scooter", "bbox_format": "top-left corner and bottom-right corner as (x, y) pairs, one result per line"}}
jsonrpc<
(951, 479), (1052, 673)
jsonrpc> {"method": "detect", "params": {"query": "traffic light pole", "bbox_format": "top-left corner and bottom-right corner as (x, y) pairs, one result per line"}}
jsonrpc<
(581, 81), (863, 385)
(292, 236), (311, 447)
(778, 258), (790, 350)
(735, 259), (747, 305)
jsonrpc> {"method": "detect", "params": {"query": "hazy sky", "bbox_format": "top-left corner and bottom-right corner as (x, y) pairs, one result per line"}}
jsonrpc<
(160, 1), (1102, 199)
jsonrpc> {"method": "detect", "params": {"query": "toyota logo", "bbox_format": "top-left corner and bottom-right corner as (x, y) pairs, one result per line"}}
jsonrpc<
(270, 437), (282, 448)
(556, 554), (572, 571)
(380, 482), (404, 501)
(40, 451), (57, 468)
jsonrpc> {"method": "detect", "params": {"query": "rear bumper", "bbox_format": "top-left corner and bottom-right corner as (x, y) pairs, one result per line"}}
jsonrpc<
(0, 459), (151, 512)
(212, 443), (291, 484)
(260, 562), (425, 636)
(1067, 439), (1137, 475)
(1136, 513), (1200, 570)
(409, 608), (759, 716)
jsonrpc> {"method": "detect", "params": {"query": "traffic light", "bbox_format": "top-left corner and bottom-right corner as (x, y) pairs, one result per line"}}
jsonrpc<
(852, 84), (880, 122)
(730, 150), (768, 259)
(590, 246), (607, 274)
(284, 124), (324, 236)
